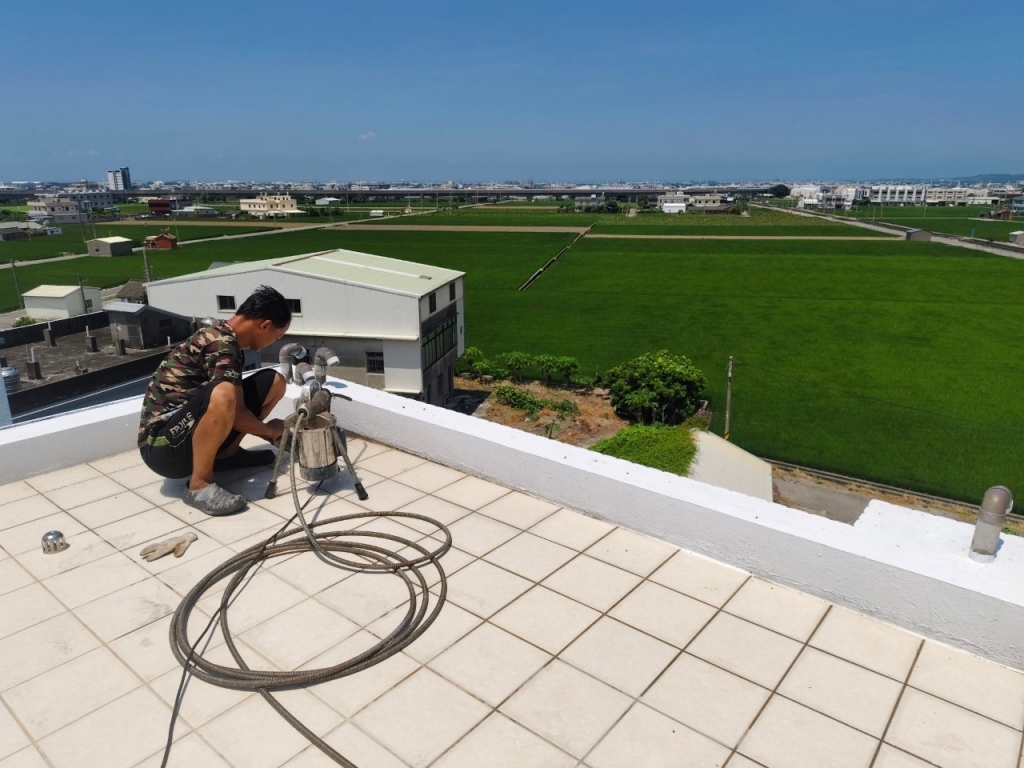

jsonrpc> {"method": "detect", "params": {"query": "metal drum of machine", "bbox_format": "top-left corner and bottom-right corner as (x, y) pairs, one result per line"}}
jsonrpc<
(284, 410), (347, 482)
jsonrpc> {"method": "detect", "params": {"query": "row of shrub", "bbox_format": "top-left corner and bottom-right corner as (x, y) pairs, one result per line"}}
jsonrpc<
(457, 348), (594, 389)
(492, 384), (579, 420)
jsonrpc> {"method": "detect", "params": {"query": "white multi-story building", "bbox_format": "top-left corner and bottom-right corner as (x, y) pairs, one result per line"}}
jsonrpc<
(239, 194), (304, 218)
(924, 187), (974, 205)
(145, 248), (466, 406)
(656, 193), (690, 213)
(106, 167), (132, 191)
(27, 196), (86, 224)
(869, 185), (927, 205)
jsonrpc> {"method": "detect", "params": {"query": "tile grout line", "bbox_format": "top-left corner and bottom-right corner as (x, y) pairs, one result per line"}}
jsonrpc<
(0, 691), (58, 768)
(867, 639), (933, 768)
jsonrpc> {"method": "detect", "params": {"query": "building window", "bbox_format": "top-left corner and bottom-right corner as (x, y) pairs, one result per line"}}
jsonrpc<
(420, 315), (457, 370)
(428, 292), (436, 313)
(85, 300), (93, 309)
(217, 295), (236, 311)
(286, 298), (301, 315)
(366, 351), (384, 374)
(449, 283), (456, 302)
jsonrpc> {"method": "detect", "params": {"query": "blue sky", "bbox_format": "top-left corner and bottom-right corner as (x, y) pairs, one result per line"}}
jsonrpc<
(3, 1), (1022, 182)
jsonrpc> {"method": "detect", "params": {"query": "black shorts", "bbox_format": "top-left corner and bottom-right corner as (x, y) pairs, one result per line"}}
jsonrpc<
(140, 369), (279, 479)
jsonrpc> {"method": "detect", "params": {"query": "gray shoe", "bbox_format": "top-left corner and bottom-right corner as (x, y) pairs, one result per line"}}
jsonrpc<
(182, 483), (247, 516)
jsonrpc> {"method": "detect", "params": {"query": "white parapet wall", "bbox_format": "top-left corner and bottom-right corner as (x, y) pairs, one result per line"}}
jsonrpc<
(1, 375), (1022, 670)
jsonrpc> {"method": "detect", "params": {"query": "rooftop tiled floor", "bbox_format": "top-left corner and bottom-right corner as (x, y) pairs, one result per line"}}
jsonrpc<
(1, 439), (1024, 768)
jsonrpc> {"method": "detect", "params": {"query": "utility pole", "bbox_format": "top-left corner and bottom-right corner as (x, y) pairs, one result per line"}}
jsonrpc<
(77, 273), (87, 314)
(724, 356), (733, 441)
(10, 260), (23, 309)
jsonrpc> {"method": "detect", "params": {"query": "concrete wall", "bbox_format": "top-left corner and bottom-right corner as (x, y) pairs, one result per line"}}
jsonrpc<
(689, 431), (773, 501)
(382, 339), (422, 393)
(23, 296), (72, 320)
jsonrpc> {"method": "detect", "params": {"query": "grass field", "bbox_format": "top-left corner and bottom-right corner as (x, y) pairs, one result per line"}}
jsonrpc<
(0, 225), (279, 262)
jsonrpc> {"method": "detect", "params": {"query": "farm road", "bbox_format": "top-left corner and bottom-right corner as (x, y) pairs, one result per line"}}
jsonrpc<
(585, 234), (900, 240)
(335, 224), (590, 234)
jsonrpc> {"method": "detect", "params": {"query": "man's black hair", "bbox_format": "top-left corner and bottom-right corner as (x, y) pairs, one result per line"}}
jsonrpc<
(236, 285), (291, 328)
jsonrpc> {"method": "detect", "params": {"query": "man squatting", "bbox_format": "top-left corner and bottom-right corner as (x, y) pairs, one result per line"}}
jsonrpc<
(137, 286), (291, 516)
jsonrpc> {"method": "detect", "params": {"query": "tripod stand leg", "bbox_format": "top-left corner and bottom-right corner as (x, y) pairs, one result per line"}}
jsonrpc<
(265, 434), (290, 499)
(333, 427), (368, 500)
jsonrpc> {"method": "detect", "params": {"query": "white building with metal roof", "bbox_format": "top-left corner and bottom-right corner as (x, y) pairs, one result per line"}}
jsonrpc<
(144, 249), (466, 405)
(21, 284), (103, 319)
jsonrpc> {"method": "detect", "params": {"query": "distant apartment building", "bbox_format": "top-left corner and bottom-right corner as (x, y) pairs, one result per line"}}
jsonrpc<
(690, 193), (723, 209)
(28, 188), (113, 223)
(315, 197), (341, 206)
(657, 193), (691, 213)
(924, 187), (974, 205)
(869, 185), (927, 205)
(1013, 196), (1024, 215)
(106, 167), (132, 191)
(148, 198), (181, 216)
(239, 195), (304, 218)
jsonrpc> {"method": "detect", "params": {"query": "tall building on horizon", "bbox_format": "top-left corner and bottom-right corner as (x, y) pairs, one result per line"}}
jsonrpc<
(106, 166), (132, 191)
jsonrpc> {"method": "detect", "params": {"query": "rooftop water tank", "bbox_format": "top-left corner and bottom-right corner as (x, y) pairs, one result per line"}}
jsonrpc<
(2, 366), (20, 394)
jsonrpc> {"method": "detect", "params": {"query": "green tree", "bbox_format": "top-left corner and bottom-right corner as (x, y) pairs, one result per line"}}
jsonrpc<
(605, 200), (620, 213)
(555, 356), (580, 382)
(604, 350), (707, 425)
(769, 184), (791, 198)
(637, 194), (650, 209)
(533, 354), (560, 384)
(499, 351), (533, 381)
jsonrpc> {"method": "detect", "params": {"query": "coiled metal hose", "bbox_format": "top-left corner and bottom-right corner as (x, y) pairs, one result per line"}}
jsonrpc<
(162, 415), (451, 767)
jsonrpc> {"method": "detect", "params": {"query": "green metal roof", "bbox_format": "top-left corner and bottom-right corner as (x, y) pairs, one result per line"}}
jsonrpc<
(146, 248), (464, 298)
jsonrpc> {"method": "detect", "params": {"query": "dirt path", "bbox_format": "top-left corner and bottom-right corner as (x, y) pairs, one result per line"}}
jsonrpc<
(586, 233), (900, 240)
(334, 224), (591, 234)
(100, 219), (314, 228)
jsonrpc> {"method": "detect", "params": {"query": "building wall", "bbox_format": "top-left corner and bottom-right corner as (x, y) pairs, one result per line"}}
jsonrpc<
(87, 240), (133, 257)
(382, 339), (423, 393)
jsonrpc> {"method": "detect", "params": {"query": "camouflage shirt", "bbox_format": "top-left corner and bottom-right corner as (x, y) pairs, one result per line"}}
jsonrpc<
(138, 320), (243, 445)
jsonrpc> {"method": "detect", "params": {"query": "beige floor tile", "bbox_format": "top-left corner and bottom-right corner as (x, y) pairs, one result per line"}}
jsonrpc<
(222, 470), (289, 503)
(873, 744), (940, 768)
(909, 641), (1024, 728)
(268, 549), (356, 595)
(809, 606), (921, 681)
(355, 668), (490, 767)
(107, 614), (184, 683)
(87, 450), (144, 475)
(430, 623), (550, 706)
(0, 482), (37, 508)
(132, 732), (234, 767)
(886, 688), (1021, 768)
(484, 532), (576, 581)
(392, 461), (466, 495)
(501, 660), (632, 759)
(316, 569), (415, 625)
(393, 543), (474, 588)
(395, 494), (474, 535)
(25, 464), (101, 493)
(356, 448), (427, 478)
(445, 513), (520, 557)
(0, 495), (60, 532)
(778, 647), (902, 737)
(642, 653), (771, 748)
(0, 511), (86, 555)
(64, 490), (153, 529)
(443, 559), (532, 618)
(433, 475), (510, 511)
(350, 479), (426, 514)
(106, 462), (164, 490)
(347, 438), (392, 463)
(0, 584), (65, 640)
(371, 600), (482, 664)
(200, 693), (318, 768)
(241, 599), (360, 670)
(0, 613), (100, 691)
(649, 549), (749, 607)
(44, 475), (125, 511)
(43, 551), (151, 608)
(73, 577), (183, 642)
(326, 468), (387, 500)
(528, 508), (615, 551)
(309, 632), (420, 716)
(726, 757), (767, 768)
(588, 703), (731, 768)
(149, 667), (253, 729)
(562, 616), (677, 697)
(38, 687), (181, 768)
(134, 477), (190, 507)
(739, 696), (878, 768)
(155, 544), (236, 596)
(724, 579), (829, 641)
(492, 585), (601, 655)
(14, 530), (116, 581)
(687, 613), (802, 689)
(196, 571), (306, 634)
(584, 527), (677, 577)
(301, 722), (409, 768)
(477, 491), (561, 530)
(2, 647), (142, 739)
(193, 505), (289, 545)
(0, 746), (48, 768)
(609, 580), (717, 649)
(541, 555), (641, 612)
(0, 705), (30, 761)
(351, 513), (425, 545)
(0, 560), (33, 597)
(433, 712), (576, 768)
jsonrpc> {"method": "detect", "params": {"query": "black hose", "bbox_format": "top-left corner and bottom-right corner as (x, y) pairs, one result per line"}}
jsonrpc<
(162, 416), (451, 766)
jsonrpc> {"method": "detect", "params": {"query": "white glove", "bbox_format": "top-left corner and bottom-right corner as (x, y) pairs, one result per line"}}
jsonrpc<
(140, 532), (199, 562)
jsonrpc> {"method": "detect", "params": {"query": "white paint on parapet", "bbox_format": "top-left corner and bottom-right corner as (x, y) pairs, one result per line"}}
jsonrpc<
(688, 430), (773, 501)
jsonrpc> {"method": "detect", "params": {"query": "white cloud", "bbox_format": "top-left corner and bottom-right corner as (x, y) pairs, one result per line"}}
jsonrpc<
(359, 131), (376, 141)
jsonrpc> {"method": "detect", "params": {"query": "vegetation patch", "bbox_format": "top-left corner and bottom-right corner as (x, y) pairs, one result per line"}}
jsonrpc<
(591, 425), (699, 476)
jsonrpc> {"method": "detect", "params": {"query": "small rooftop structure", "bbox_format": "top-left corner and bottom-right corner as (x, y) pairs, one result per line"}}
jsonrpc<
(22, 284), (103, 319)
(87, 236), (134, 257)
(144, 232), (178, 250)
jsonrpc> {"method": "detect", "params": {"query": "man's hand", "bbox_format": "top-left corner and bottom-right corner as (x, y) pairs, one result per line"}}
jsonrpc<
(263, 418), (285, 441)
